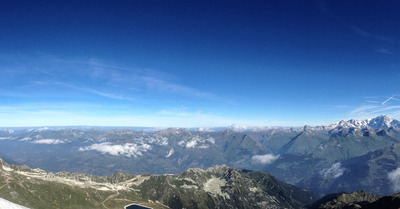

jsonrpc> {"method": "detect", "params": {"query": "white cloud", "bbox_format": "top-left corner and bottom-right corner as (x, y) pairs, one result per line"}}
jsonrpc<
(141, 76), (219, 100)
(198, 145), (210, 149)
(206, 137), (215, 144)
(20, 137), (31, 141)
(32, 139), (65, 144)
(180, 136), (215, 149)
(320, 162), (345, 179)
(186, 140), (198, 148)
(388, 167), (400, 192)
(79, 142), (151, 158)
(252, 154), (279, 165)
(46, 82), (136, 102)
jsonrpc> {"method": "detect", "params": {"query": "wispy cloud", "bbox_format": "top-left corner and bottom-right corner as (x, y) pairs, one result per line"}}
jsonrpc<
(0, 54), (220, 102)
(376, 47), (394, 55)
(141, 76), (219, 100)
(350, 95), (400, 119)
(388, 167), (400, 192)
(350, 25), (397, 44)
(320, 162), (345, 179)
(348, 25), (398, 56)
(32, 81), (136, 102)
(0, 103), (270, 127)
(315, 4), (398, 48)
(154, 108), (271, 127)
(382, 95), (400, 105)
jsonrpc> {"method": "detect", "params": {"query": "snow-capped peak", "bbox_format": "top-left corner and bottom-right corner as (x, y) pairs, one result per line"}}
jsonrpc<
(329, 115), (399, 130)
(366, 114), (395, 129)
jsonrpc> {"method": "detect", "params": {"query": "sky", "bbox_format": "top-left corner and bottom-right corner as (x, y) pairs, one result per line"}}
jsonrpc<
(0, 0), (400, 127)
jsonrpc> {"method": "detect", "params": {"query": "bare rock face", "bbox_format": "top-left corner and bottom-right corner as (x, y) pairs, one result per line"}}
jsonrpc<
(309, 191), (400, 209)
(308, 191), (380, 209)
(0, 158), (314, 209)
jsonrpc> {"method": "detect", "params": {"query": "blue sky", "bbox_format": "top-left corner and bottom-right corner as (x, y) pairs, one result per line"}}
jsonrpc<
(0, 0), (400, 127)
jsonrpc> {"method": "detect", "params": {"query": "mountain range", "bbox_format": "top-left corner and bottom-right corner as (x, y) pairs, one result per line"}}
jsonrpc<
(0, 158), (315, 209)
(0, 115), (400, 198)
(2, 157), (400, 209)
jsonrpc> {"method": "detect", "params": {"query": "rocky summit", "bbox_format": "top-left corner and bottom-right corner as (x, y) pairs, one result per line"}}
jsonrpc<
(0, 158), (314, 209)
(308, 191), (400, 209)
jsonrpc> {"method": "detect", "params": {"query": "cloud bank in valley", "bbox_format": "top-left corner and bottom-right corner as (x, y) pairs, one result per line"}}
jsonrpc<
(320, 162), (345, 179)
(79, 142), (151, 158)
(388, 167), (400, 192)
(185, 140), (198, 148)
(178, 136), (216, 149)
(251, 154), (279, 165)
(32, 139), (65, 144)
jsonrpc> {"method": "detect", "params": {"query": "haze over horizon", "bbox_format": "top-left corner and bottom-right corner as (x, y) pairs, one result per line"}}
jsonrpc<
(1, 0), (400, 127)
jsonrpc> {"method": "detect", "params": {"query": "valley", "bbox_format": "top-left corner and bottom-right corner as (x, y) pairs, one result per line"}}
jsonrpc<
(1, 115), (400, 208)
(0, 158), (314, 209)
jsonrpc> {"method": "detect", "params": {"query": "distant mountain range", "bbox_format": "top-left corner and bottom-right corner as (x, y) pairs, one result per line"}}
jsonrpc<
(1, 115), (399, 135)
(1, 115), (400, 197)
(308, 114), (400, 130)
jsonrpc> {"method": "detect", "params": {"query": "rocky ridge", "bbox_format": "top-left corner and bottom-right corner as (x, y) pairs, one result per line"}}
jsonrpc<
(308, 191), (400, 209)
(0, 158), (314, 209)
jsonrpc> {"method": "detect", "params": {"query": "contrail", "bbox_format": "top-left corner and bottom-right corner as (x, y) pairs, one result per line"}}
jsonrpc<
(383, 95), (395, 105)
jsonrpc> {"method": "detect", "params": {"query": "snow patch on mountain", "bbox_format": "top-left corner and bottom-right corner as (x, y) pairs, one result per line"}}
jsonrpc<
(327, 115), (399, 131)
(166, 149), (174, 158)
(0, 198), (29, 209)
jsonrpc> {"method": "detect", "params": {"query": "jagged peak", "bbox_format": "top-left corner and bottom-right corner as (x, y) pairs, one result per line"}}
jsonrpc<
(0, 158), (5, 167)
(303, 125), (311, 132)
(367, 114), (394, 127)
(374, 114), (392, 120)
(0, 158), (10, 167)
(206, 164), (231, 172)
(183, 165), (231, 174)
(327, 115), (399, 131)
(156, 127), (191, 135)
